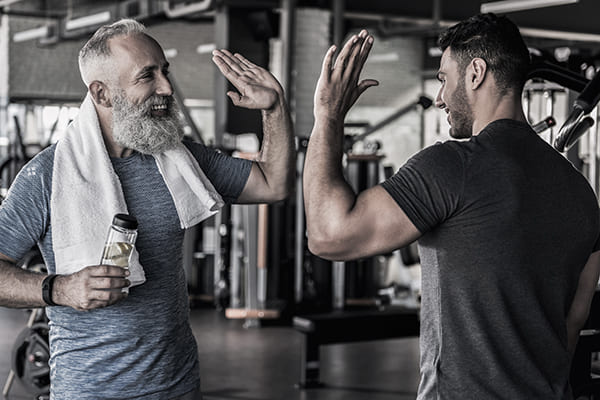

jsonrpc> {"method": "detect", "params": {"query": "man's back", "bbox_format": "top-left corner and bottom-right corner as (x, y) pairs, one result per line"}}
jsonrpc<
(382, 119), (600, 399)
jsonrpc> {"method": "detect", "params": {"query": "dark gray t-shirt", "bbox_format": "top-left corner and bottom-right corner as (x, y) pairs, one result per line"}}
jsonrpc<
(0, 140), (251, 399)
(382, 119), (600, 400)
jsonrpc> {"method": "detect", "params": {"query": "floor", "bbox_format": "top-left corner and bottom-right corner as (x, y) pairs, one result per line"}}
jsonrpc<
(0, 306), (421, 400)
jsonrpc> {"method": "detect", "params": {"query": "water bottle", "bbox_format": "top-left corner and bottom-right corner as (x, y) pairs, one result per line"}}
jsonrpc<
(100, 214), (138, 292)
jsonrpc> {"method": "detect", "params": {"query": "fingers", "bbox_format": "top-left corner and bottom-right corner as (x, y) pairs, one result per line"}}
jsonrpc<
(332, 30), (373, 84)
(76, 289), (127, 312)
(226, 91), (245, 107)
(319, 45), (337, 83)
(333, 33), (359, 72)
(88, 264), (130, 278)
(88, 265), (130, 291)
(213, 49), (246, 75)
(357, 79), (380, 97)
(212, 50), (246, 93)
(234, 53), (255, 69)
(66, 266), (130, 311)
(349, 30), (374, 83)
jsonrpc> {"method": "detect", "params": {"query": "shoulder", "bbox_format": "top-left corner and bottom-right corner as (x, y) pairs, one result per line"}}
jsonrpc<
(26, 144), (57, 172)
(9, 144), (56, 190)
(406, 140), (468, 176)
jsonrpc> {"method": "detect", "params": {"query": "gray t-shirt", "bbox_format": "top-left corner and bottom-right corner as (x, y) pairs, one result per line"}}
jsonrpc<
(382, 119), (600, 400)
(0, 140), (251, 399)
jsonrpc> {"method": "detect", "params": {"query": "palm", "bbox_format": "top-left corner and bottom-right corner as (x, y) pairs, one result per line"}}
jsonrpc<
(212, 49), (282, 110)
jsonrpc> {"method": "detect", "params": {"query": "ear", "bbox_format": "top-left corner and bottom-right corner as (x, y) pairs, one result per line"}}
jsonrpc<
(88, 80), (112, 108)
(468, 58), (487, 90)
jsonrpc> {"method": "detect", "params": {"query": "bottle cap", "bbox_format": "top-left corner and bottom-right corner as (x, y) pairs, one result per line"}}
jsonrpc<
(112, 213), (138, 230)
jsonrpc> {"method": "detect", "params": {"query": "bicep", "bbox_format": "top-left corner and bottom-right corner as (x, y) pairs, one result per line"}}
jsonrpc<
(236, 163), (268, 204)
(307, 185), (421, 261)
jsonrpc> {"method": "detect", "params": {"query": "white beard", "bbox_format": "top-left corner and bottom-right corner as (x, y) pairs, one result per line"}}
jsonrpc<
(111, 91), (185, 155)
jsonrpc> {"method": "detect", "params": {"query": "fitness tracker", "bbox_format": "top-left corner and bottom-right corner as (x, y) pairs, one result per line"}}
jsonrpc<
(42, 274), (59, 307)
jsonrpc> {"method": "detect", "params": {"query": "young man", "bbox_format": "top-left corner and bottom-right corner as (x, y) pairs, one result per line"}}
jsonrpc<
(304, 14), (600, 399)
(0, 19), (294, 399)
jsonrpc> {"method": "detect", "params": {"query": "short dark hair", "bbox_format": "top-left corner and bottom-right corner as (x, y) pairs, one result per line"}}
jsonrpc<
(438, 13), (530, 95)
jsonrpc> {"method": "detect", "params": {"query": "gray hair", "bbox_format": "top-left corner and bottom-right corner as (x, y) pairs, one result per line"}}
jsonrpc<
(78, 19), (146, 87)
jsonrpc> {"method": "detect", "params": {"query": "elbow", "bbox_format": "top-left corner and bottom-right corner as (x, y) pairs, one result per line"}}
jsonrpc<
(266, 174), (295, 203)
(307, 236), (330, 259)
(265, 184), (292, 203)
(306, 223), (351, 261)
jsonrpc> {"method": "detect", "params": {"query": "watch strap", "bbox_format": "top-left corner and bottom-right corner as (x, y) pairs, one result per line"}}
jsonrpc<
(42, 274), (59, 307)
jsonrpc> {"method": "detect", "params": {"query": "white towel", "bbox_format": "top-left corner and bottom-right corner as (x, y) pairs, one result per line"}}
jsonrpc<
(51, 94), (224, 286)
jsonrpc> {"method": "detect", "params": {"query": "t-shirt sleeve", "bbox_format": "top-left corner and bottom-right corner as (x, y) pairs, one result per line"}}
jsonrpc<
(380, 142), (465, 234)
(183, 140), (252, 203)
(0, 148), (53, 261)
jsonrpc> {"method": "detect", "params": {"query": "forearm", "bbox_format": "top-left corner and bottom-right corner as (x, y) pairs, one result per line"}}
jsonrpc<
(304, 117), (357, 242)
(567, 321), (582, 356)
(256, 95), (296, 199)
(0, 258), (46, 308)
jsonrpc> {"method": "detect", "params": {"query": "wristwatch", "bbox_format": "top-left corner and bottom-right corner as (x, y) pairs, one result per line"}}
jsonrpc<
(42, 274), (59, 307)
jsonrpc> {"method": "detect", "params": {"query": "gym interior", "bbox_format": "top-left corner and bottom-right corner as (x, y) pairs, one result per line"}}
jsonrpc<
(1, 1), (600, 399)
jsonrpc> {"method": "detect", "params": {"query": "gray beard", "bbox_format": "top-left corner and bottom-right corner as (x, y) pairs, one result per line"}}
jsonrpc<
(111, 91), (185, 155)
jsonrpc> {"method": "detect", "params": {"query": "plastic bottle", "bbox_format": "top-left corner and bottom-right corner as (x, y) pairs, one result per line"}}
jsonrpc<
(100, 214), (138, 292)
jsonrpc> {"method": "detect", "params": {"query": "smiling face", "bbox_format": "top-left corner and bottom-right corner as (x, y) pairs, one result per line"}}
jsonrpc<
(107, 33), (184, 154)
(435, 48), (474, 139)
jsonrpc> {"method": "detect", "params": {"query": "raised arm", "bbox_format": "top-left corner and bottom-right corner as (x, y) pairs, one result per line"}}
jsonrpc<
(212, 50), (295, 203)
(303, 30), (421, 261)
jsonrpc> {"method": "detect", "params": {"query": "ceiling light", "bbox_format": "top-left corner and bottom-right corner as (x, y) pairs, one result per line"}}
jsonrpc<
(13, 26), (49, 42)
(65, 11), (111, 31)
(481, 0), (578, 14)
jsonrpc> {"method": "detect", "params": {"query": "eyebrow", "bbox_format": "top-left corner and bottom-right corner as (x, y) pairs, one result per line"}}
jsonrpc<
(135, 62), (170, 79)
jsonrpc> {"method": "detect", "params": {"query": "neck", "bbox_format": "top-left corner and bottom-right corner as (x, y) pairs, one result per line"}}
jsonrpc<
(472, 91), (527, 136)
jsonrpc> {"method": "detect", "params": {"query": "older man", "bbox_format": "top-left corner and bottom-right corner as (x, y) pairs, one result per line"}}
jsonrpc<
(0, 19), (294, 399)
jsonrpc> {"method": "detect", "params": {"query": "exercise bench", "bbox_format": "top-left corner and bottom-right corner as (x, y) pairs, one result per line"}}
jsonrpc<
(293, 306), (420, 388)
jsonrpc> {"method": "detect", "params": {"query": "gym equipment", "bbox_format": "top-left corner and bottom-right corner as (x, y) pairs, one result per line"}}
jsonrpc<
(3, 249), (50, 400)
(571, 329), (600, 399)
(532, 116), (556, 134)
(344, 95), (433, 153)
(3, 308), (50, 400)
(293, 307), (420, 388)
(554, 70), (600, 152)
(225, 204), (281, 327)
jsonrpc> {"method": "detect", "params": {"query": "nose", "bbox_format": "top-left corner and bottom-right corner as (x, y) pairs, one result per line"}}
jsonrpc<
(155, 73), (173, 97)
(435, 87), (445, 110)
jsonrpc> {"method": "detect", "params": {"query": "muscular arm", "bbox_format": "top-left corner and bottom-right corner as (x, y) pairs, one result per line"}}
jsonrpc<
(238, 96), (295, 203)
(567, 250), (600, 355)
(212, 50), (295, 204)
(304, 30), (421, 261)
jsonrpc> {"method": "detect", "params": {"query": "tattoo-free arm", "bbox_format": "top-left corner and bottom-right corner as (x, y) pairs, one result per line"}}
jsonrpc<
(212, 50), (295, 203)
(304, 30), (421, 261)
(0, 252), (131, 311)
(0, 252), (46, 308)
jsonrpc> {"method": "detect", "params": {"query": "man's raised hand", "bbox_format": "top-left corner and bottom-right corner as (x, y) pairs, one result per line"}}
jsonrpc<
(212, 49), (283, 111)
